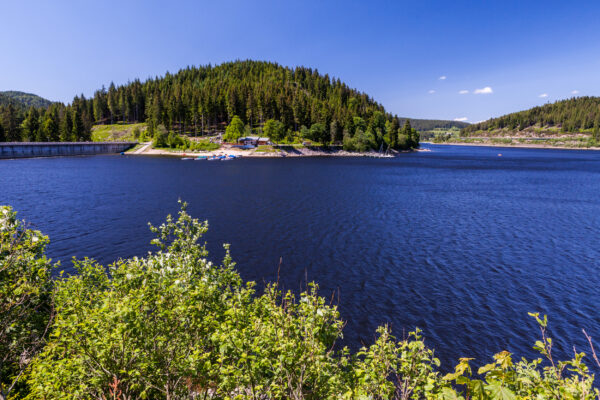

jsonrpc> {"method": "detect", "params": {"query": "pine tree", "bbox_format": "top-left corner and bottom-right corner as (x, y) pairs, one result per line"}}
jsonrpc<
(59, 108), (72, 142)
(2, 104), (20, 142)
(107, 82), (117, 124)
(42, 108), (60, 142)
(71, 108), (84, 141)
(21, 107), (40, 141)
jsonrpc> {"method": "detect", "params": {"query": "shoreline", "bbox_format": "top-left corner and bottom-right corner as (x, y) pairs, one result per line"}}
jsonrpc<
(131, 143), (405, 158)
(422, 141), (600, 151)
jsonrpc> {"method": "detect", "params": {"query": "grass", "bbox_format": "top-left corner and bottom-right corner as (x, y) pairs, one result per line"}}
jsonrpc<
(92, 123), (147, 142)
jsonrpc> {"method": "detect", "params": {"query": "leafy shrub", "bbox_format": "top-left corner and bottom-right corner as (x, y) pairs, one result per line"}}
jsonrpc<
(0, 206), (54, 400)
(0, 203), (597, 399)
(132, 126), (141, 139)
(343, 128), (377, 152)
(152, 124), (168, 148)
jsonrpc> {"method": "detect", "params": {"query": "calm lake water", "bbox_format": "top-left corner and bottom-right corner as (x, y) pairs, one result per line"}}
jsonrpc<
(2, 143), (599, 372)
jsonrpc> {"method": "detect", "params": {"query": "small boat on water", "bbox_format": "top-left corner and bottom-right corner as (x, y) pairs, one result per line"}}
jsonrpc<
(195, 156), (208, 160)
(181, 157), (194, 160)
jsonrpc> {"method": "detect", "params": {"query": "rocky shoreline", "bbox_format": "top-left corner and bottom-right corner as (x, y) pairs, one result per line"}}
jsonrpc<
(131, 143), (402, 158)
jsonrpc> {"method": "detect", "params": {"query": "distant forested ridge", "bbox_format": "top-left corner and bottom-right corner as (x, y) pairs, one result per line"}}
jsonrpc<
(463, 96), (600, 134)
(0, 91), (53, 109)
(406, 118), (469, 132)
(0, 60), (425, 149)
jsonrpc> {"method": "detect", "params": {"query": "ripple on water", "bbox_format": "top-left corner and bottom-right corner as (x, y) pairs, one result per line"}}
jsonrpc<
(0, 147), (599, 373)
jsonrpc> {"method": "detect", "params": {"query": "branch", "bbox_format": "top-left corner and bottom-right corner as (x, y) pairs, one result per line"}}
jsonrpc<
(583, 329), (600, 369)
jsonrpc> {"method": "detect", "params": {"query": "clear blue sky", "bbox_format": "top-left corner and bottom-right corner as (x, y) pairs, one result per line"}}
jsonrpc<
(2, 0), (599, 122)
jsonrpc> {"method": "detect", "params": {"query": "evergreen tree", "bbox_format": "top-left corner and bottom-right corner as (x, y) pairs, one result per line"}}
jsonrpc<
(71, 108), (84, 141)
(2, 104), (20, 141)
(59, 108), (72, 141)
(107, 82), (117, 124)
(21, 107), (40, 141)
(42, 109), (60, 142)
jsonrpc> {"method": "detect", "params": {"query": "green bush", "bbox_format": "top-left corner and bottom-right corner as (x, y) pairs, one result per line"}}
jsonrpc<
(0, 204), (597, 399)
(152, 125), (168, 148)
(0, 207), (54, 400)
(343, 128), (377, 152)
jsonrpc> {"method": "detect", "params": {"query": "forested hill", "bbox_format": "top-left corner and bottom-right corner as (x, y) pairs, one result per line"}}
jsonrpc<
(0, 91), (53, 109)
(462, 96), (600, 134)
(0, 60), (420, 148)
(89, 60), (419, 148)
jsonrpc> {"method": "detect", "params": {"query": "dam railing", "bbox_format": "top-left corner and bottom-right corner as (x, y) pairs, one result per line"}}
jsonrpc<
(0, 142), (137, 159)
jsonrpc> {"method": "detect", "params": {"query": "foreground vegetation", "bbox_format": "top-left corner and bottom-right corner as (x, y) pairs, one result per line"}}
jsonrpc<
(1, 204), (599, 399)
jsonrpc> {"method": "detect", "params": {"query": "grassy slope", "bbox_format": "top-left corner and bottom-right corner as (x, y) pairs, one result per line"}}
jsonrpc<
(91, 123), (147, 142)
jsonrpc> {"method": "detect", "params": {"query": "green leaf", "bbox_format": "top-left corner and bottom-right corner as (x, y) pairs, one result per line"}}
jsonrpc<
(485, 383), (516, 400)
(478, 362), (496, 375)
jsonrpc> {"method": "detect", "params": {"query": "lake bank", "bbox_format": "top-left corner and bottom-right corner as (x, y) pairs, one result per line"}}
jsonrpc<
(132, 142), (401, 158)
(422, 140), (600, 151)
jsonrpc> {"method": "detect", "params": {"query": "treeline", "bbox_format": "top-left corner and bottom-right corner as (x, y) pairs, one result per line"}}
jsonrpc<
(2, 204), (599, 399)
(463, 96), (600, 134)
(0, 99), (93, 142)
(0, 60), (420, 149)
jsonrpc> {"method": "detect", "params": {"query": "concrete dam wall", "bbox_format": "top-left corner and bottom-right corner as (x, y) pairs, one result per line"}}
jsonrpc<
(0, 142), (137, 159)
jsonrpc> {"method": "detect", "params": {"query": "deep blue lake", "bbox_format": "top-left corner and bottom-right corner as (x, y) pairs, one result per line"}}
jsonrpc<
(2, 143), (599, 372)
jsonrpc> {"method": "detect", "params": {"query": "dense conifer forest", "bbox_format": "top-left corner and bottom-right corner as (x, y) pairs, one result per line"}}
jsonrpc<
(0, 61), (464, 149)
(462, 96), (600, 135)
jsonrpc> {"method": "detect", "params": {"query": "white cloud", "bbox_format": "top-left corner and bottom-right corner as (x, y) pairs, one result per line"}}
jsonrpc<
(571, 90), (579, 95)
(454, 117), (468, 122)
(474, 86), (493, 94)
(458, 90), (469, 94)
(439, 76), (447, 80)
(428, 89), (436, 94)
(539, 93), (548, 98)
